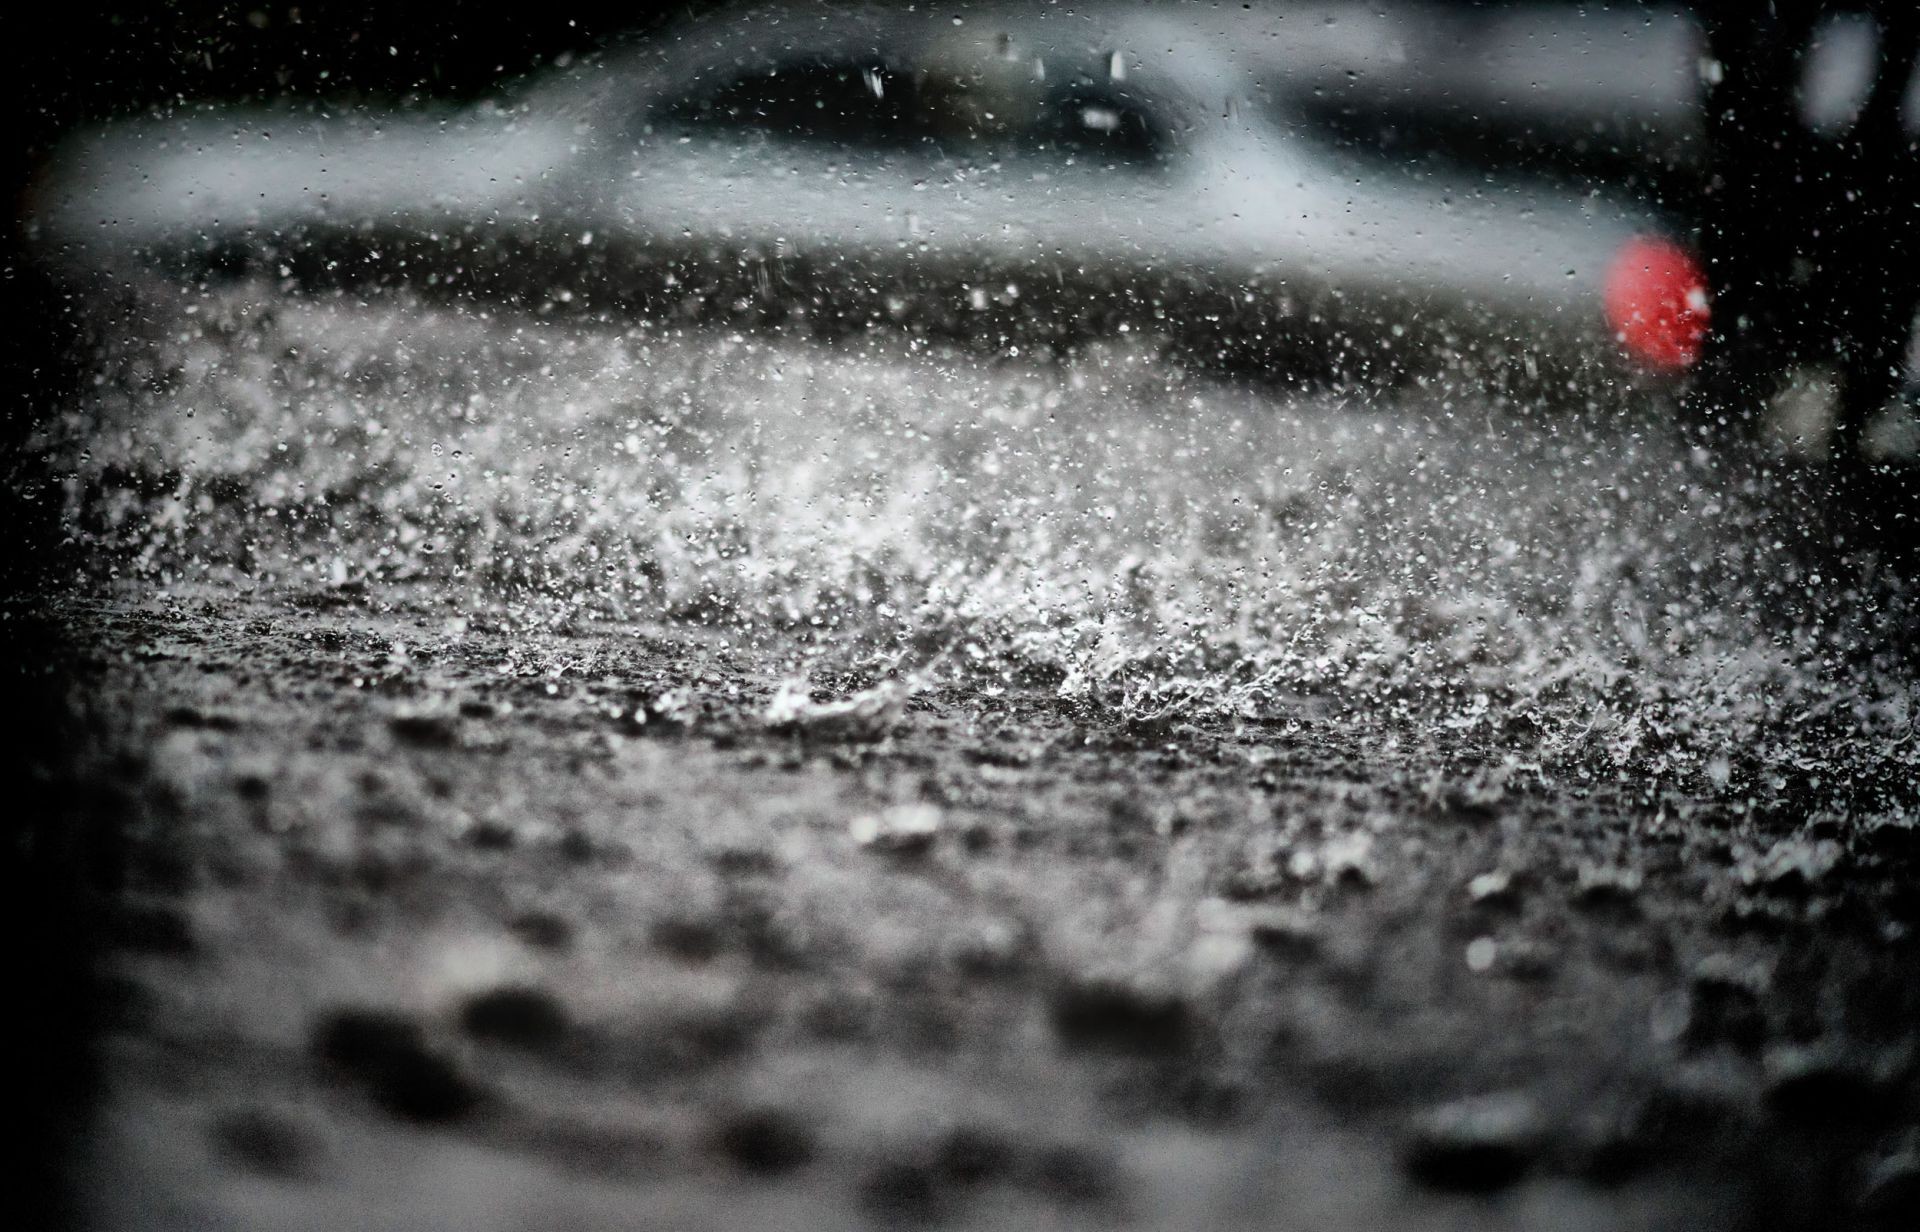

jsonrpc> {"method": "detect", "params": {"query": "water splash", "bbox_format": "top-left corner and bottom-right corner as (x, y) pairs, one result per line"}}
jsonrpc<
(40, 282), (1919, 811)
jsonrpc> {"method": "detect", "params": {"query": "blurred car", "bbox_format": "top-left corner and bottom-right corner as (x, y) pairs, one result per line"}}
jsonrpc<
(26, 1), (1710, 380)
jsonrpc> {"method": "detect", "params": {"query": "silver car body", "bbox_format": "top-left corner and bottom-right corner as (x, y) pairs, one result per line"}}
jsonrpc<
(29, 2), (1688, 375)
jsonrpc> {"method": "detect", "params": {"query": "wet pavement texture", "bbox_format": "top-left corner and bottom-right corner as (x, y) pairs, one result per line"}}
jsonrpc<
(17, 281), (1920, 1229)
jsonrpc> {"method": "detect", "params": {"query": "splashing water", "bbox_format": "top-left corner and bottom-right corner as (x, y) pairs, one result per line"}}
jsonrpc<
(39, 283), (1919, 811)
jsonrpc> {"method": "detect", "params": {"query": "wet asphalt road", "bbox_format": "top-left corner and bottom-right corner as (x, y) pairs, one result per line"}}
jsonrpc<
(16, 281), (1920, 1228)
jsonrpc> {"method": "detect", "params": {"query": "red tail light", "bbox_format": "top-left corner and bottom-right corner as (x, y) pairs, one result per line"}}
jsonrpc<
(1604, 236), (1710, 370)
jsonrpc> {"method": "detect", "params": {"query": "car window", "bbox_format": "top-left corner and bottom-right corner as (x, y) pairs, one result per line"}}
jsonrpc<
(652, 57), (1172, 168)
(653, 60), (931, 149)
(1035, 83), (1168, 165)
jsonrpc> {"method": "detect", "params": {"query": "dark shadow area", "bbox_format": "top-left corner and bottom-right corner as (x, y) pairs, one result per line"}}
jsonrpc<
(1687, 3), (1918, 505)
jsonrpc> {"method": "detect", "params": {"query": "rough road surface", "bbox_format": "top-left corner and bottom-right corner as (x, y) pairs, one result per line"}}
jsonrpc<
(16, 282), (1920, 1229)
